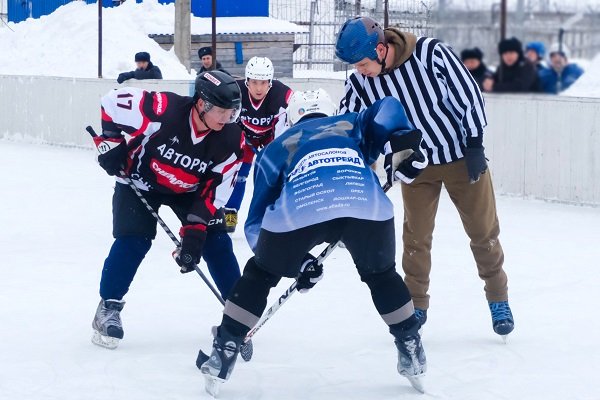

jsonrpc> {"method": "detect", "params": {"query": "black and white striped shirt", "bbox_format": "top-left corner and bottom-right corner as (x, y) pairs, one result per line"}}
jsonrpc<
(339, 37), (487, 165)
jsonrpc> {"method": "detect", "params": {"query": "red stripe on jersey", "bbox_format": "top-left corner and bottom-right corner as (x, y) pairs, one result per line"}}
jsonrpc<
(131, 92), (151, 137)
(153, 92), (168, 116)
(284, 89), (293, 105)
(150, 158), (199, 193)
(200, 178), (217, 215)
(101, 107), (113, 122)
(190, 111), (212, 140)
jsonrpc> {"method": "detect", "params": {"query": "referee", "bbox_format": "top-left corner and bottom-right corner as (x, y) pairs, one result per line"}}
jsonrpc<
(335, 16), (514, 338)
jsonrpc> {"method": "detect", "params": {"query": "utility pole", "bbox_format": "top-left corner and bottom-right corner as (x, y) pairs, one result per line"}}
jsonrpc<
(211, 0), (216, 69)
(355, 0), (361, 16)
(98, 0), (102, 78)
(308, 0), (316, 69)
(500, 0), (507, 40)
(174, 0), (191, 71)
(383, 0), (389, 28)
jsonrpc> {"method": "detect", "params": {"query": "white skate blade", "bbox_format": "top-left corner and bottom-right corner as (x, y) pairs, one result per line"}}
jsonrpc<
(203, 375), (224, 398)
(91, 330), (120, 349)
(406, 375), (425, 393)
(501, 334), (508, 344)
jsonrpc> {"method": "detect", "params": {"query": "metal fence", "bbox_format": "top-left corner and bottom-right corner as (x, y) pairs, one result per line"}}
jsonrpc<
(270, 0), (600, 71)
(270, 0), (434, 71)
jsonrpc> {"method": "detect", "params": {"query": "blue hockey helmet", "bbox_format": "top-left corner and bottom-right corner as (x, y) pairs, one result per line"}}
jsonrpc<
(335, 17), (386, 64)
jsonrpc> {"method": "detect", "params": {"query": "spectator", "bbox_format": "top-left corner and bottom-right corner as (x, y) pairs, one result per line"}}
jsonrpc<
(197, 46), (230, 76)
(116, 52), (162, 84)
(460, 47), (492, 90)
(525, 41), (549, 72)
(483, 37), (538, 93)
(538, 46), (584, 94)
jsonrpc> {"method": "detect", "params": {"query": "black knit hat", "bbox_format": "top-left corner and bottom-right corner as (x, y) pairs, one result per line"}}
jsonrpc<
(498, 37), (523, 55)
(198, 46), (213, 58)
(134, 52), (150, 62)
(461, 47), (484, 61)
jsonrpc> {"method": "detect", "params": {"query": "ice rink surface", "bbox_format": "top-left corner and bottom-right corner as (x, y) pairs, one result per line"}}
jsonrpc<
(1, 141), (599, 400)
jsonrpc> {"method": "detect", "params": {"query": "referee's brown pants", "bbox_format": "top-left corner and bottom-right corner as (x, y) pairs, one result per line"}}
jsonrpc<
(400, 158), (508, 310)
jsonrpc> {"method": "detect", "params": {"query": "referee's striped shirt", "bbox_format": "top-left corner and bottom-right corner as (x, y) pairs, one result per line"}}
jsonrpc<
(339, 37), (487, 165)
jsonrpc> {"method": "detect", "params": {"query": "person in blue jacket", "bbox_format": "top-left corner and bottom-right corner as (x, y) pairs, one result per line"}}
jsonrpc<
(198, 89), (429, 395)
(539, 47), (584, 94)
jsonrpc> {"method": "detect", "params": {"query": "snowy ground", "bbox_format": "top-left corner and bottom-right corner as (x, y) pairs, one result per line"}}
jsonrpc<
(1, 141), (599, 400)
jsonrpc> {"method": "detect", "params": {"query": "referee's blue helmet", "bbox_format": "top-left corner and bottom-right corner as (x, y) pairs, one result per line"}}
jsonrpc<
(335, 17), (385, 64)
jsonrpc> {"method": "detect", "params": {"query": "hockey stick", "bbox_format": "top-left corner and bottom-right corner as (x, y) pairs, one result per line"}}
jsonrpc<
(198, 181), (393, 364)
(243, 181), (392, 344)
(86, 126), (225, 305)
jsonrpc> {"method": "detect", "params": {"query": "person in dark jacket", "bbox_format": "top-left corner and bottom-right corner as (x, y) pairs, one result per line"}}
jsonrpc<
(117, 52), (163, 84)
(538, 48), (584, 94)
(460, 47), (493, 90)
(483, 37), (538, 93)
(197, 47), (231, 76)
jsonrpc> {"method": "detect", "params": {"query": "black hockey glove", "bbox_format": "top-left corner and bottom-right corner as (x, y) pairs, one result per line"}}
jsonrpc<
(395, 146), (429, 184)
(174, 224), (207, 273)
(117, 72), (134, 84)
(464, 147), (488, 184)
(384, 143), (429, 185)
(93, 133), (127, 176)
(296, 254), (324, 294)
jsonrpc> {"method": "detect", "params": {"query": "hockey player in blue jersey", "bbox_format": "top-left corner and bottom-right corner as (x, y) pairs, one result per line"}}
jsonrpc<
(199, 89), (430, 395)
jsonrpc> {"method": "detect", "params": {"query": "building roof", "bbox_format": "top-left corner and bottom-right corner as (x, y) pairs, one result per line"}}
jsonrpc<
(174, 16), (308, 35)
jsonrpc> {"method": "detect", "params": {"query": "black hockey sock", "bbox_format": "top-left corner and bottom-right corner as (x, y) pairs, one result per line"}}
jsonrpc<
(221, 257), (281, 337)
(361, 266), (416, 330)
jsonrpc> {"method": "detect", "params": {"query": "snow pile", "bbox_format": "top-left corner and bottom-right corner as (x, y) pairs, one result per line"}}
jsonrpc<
(0, 0), (191, 79)
(562, 53), (600, 98)
(0, 0), (304, 79)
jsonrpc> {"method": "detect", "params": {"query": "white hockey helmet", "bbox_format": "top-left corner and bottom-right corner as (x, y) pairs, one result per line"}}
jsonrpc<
(245, 56), (274, 82)
(286, 89), (337, 126)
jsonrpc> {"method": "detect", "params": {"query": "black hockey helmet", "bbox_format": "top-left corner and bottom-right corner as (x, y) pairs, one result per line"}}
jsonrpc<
(194, 71), (241, 110)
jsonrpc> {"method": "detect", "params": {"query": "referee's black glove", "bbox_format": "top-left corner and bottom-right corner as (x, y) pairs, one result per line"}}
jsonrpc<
(464, 147), (488, 184)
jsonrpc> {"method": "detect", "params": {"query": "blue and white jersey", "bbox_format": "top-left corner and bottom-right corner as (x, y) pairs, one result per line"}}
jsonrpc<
(245, 97), (415, 251)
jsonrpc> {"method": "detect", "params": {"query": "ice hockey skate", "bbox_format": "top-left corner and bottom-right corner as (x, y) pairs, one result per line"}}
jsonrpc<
(91, 299), (125, 349)
(489, 301), (514, 342)
(200, 326), (243, 397)
(395, 334), (427, 393)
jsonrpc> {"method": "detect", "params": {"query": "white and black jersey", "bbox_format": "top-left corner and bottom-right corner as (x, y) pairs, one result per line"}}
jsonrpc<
(339, 37), (487, 165)
(237, 79), (293, 143)
(101, 87), (243, 225)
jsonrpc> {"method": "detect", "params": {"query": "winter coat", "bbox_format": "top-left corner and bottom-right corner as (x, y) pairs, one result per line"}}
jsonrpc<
(538, 64), (584, 94)
(197, 61), (231, 76)
(117, 62), (163, 84)
(492, 58), (539, 93)
(467, 62), (493, 91)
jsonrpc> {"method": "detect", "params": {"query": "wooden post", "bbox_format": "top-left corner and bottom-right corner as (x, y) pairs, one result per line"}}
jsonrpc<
(174, 0), (191, 71)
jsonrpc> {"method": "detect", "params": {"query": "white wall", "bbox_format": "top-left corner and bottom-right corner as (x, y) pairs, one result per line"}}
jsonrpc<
(1, 75), (599, 205)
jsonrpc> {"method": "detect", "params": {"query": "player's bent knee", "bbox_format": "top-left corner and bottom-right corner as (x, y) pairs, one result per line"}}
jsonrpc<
(243, 257), (281, 288)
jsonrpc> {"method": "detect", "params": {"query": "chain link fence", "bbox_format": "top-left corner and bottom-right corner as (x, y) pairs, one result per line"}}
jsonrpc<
(270, 0), (600, 72)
